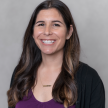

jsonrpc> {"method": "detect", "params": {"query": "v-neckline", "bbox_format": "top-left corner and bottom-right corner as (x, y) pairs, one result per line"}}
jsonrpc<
(30, 89), (54, 104)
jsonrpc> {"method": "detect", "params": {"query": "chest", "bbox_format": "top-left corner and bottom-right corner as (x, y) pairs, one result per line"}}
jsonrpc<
(32, 80), (53, 102)
(33, 68), (61, 102)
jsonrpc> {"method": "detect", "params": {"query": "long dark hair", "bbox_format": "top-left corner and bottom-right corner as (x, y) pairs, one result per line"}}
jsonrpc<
(7, 0), (80, 108)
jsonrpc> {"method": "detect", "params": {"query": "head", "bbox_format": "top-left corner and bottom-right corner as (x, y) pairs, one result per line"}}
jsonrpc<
(32, 8), (73, 55)
(7, 0), (80, 108)
(23, 0), (80, 66)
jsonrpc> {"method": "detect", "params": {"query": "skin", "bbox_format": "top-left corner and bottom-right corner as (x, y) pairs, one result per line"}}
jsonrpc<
(32, 8), (73, 102)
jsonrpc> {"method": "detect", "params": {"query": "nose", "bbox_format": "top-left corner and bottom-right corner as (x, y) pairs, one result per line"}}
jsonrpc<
(44, 25), (52, 36)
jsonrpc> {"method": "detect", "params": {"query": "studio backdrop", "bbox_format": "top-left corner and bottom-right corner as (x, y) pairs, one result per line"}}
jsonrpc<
(0, 0), (108, 107)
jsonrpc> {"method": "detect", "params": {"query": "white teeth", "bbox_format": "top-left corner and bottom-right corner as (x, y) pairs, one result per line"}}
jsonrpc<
(42, 40), (55, 44)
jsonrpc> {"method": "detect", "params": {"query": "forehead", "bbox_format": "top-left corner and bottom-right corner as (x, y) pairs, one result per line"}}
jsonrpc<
(36, 8), (64, 22)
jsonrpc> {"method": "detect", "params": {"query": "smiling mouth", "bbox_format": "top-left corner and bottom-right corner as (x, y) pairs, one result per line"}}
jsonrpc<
(41, 39), (56, 44)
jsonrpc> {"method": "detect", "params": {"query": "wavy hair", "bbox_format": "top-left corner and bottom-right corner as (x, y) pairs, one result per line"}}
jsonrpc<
(7, 0), (80, 108)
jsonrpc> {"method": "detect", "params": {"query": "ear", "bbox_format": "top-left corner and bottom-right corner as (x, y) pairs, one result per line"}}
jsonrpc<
(66, 25), (73, 40)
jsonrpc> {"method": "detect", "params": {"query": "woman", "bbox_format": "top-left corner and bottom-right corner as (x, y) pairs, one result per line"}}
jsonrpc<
(7, 0), (105, 108)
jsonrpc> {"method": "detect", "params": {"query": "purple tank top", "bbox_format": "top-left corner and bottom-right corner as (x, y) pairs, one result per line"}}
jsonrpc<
(15, 89), (75, 108)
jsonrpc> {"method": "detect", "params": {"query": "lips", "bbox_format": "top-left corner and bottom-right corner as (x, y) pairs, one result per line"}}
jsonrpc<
(41, 39), (56, 44)
(41, 39), (56, 41)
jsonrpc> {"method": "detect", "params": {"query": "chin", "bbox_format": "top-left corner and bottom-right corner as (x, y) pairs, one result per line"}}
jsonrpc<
(41, 50), (56, 55)
(43, 52), (54, 55)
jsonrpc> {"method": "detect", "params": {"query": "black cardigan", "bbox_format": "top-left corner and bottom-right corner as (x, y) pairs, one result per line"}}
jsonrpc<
(9, 62), (105, 108)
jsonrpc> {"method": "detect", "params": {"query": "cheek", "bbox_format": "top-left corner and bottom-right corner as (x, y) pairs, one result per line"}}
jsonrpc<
(53, 28), (67, 39)
(33, 29), (42, 48)
(54, 29), (67, 48)
(33, 28), (43, 38)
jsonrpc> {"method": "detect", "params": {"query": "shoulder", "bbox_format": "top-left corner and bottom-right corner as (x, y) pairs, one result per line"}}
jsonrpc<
(75, 61), (103, 87)
(75, 63), (105, 107)
(75, 62), (105, 100)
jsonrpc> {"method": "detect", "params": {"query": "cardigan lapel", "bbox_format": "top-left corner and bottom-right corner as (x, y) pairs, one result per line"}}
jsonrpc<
(75, 62), (86, 108)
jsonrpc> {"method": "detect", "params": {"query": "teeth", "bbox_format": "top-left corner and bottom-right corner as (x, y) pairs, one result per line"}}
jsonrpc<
(42, 40), (55, 44)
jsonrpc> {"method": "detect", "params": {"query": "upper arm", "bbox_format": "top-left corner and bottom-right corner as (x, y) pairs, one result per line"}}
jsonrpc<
(90, 79), (105, 108)
(10, 66), (17, 88)
(8, 67), (17, 108)
(85, 64), (105, 108)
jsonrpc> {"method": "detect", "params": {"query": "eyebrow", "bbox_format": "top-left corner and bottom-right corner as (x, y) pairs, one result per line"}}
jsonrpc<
(35, 20), (64, 24)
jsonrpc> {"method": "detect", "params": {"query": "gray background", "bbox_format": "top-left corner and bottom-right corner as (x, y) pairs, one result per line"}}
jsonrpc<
(0, 0), (107, 107)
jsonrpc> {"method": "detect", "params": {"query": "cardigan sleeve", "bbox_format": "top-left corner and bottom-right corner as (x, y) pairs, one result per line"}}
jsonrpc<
(90, 79), (105, 108)
(10, 66), (17, 87)
(8, 66), (17, 108)
(75, 63), (105, 108)
(85, 64), (105, 108)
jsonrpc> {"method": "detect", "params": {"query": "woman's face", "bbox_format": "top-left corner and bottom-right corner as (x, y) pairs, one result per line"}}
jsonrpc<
(33, 8), (72, 55)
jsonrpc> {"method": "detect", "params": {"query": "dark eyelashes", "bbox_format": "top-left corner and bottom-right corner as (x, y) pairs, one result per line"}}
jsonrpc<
(54, 24), (60, 26)
(38, 24), (44, 26)
(37, 23), (60, 26)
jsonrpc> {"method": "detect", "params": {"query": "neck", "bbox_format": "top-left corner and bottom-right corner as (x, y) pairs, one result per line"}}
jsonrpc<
(40, 50), (63, 72)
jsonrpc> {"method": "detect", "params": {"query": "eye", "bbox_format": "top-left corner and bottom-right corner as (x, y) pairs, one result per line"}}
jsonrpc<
(38, 23), (44, 26)
(53, 24), (60, 27)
